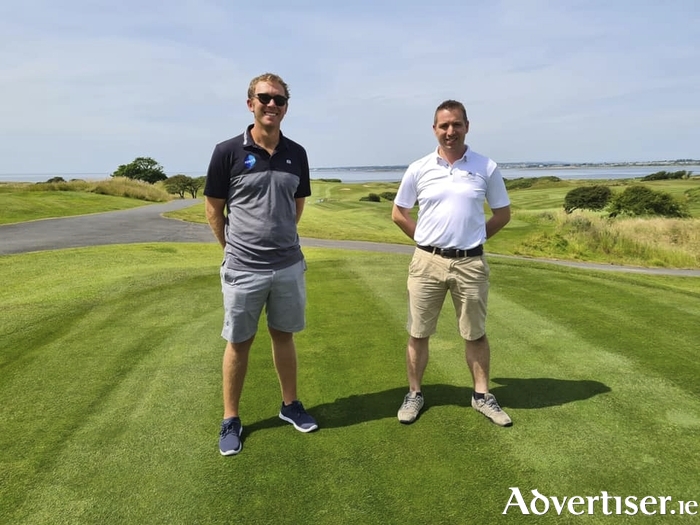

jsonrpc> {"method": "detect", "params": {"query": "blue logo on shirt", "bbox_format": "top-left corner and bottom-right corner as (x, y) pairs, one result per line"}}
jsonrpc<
(244, 154), (256, 170)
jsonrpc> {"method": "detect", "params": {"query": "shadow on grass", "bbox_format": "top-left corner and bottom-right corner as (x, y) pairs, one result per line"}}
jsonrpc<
(490, 377), (611, 409)
(243, 378), (610, 436)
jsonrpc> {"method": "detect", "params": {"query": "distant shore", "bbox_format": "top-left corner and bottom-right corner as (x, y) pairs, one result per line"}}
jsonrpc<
(1, 160), (698, 184)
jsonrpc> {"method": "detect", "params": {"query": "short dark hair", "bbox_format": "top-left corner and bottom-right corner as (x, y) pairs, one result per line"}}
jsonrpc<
(434, 100), (468, 124)
(247, 73), (290, 99)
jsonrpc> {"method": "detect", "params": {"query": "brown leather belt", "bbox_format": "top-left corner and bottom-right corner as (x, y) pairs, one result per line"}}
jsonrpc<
(417, 244), (484, 258)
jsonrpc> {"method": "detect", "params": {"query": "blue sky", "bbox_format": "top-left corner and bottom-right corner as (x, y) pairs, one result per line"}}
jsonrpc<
(1, 0), (698, 174)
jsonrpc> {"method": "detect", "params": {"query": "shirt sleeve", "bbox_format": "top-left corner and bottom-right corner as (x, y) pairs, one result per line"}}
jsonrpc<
(203, 143), (231, 199)
(394, 166), (418, 209)
(294, 146), (312, 199)
(485, 167), (511, 209)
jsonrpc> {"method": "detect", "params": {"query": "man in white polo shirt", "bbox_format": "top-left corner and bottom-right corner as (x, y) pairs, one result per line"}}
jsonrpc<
(392, 99), (513, 427)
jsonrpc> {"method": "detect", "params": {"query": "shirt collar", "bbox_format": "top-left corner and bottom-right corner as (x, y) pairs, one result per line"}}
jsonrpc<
(243, 124), (287, 151)
(434, 145), (469, 165)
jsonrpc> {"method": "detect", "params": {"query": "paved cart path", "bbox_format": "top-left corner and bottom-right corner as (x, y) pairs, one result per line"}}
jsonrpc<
(1, 199), (699, 277)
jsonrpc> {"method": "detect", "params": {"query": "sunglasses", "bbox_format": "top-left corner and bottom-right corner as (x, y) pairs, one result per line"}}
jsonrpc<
(254, 93), (288, 106)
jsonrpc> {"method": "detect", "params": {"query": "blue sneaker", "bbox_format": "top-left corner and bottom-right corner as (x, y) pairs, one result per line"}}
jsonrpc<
(279, 400), (318, 433)
(219, 417), (243, 455)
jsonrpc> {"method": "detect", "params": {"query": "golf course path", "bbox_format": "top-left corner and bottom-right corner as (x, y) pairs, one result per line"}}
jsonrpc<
(1, 199), (699, 277)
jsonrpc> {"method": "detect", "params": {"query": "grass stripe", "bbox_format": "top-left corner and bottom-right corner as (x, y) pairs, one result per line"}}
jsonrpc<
(1, 245), (698, 524)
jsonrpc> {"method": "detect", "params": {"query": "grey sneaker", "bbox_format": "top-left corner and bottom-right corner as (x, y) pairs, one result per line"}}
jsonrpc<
(397, 391), (424, 424)
(472, 393), (512, 427)
(279, 400), (318, 432)
(219, 417), (243, 455)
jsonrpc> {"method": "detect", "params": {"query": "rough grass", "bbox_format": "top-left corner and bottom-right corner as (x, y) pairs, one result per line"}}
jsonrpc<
(0, 178), (171, 224)
(512, 210), (700, 268)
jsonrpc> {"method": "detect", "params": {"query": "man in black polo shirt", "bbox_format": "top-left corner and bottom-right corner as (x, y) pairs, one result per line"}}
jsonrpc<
(204, 72), (317, 456)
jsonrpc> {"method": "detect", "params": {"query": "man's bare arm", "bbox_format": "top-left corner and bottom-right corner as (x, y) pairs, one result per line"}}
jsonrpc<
(205, 196), (227, 249)
(392, 203), (416, 240)
(295, 197), (306, 224)
(486, 205), (511, 240)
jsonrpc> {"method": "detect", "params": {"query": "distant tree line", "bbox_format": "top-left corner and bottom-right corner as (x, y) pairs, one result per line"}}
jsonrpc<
(110, 156), (205, 198)
(641, 170), (693, 181)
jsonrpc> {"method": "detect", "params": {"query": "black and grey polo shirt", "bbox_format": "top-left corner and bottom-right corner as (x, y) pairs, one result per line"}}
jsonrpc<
(204, 125), (311, 270)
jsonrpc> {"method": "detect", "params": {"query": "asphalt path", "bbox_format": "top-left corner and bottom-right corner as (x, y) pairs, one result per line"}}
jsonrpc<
(1, 200), (699, 277)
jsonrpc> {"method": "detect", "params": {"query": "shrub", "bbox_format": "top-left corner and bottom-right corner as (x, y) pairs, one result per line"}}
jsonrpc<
(359, 193), (381, 202)
(563, 185), (612, 213)
(504, 176), (561, 190)
(379, 191), (397, 201)
(504, 178), (536, 190)
(607, 185), (690, 218)
(46, 176), (66, 183)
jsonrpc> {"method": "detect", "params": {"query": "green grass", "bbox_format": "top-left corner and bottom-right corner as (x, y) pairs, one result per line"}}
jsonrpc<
(1, 244), (699, 524)
(165, 179), (700, 268)
(0, 191), (151, 225)
(0, 178), (171, 224)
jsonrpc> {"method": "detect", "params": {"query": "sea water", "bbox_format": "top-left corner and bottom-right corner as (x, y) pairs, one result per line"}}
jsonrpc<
(2, 165), (698, 184)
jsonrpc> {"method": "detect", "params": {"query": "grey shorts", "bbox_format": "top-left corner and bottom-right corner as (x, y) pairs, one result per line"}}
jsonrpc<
(220, 259), (306, 343)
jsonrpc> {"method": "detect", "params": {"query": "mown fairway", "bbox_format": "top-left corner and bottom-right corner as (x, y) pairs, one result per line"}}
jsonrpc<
(1, 244), (699, 524)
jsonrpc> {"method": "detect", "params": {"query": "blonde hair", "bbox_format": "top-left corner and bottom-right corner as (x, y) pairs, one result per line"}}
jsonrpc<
(247, 73), (290, 99)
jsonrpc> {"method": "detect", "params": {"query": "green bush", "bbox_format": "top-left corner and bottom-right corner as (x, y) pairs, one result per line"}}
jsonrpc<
(504, 177), (536, 190)
(379, 191), (397, 201)
(504, 175), (561, 190)
(607, 185), (690, 218)
(563, 185), (612, 213)
(359, 193), (381, 202)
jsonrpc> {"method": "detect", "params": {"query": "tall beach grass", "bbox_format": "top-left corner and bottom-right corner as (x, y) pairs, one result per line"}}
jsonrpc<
(0, 177), (170, 202)
(514, 209), (700, 268)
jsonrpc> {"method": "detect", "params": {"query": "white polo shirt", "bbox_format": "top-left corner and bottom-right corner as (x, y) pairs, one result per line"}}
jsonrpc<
(394, 146), (510, 249)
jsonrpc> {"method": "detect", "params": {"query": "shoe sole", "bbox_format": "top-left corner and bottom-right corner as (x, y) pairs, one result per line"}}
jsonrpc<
(278, 413), (318, 433)
(473, 407), (513, 427)
(398, 413), (420, 424)
(219, 425), (243, 455)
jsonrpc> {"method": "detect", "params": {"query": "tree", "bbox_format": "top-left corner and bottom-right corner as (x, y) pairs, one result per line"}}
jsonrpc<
(607, 185), (689, 218)
(163, 174), (206, 198)
(163, 174), (191, 198)
(188, 176), (206, 198)
(563, 185), (612, 214)
(112, 157), (167, 184)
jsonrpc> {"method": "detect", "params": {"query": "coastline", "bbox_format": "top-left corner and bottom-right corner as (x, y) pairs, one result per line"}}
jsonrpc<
(2, 161), (698, 184)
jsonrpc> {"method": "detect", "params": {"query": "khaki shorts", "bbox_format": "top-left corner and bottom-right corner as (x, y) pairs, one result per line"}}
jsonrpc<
(406, 248), (490, 341)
